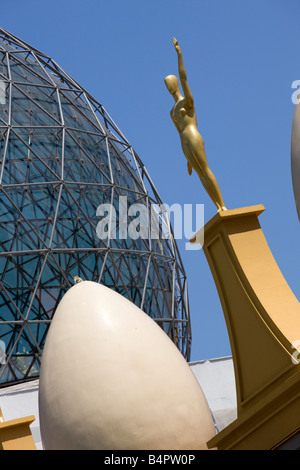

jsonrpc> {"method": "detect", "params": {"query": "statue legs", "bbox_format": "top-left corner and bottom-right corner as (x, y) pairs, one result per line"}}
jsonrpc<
(197, 165), (226, 211)
(182, 140), (226, 211)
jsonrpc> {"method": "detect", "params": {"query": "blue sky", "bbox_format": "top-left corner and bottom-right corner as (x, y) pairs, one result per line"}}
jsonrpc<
(2, 0), (300, 361)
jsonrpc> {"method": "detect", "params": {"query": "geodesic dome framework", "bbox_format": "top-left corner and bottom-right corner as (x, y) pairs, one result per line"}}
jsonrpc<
(0, 27), (191, 387)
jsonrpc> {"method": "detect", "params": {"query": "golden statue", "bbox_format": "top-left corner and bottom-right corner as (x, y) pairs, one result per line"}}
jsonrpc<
(165, 38), (226, 211)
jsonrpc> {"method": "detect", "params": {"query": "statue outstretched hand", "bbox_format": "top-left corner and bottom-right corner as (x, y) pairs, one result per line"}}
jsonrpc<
(173, 37), (181, 54)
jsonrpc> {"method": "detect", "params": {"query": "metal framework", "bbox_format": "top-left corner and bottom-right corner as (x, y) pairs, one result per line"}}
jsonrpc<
(0, 27), (191, 387)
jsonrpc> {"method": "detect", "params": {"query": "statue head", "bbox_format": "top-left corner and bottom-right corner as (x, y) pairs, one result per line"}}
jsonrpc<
(164, 75), (180, 96)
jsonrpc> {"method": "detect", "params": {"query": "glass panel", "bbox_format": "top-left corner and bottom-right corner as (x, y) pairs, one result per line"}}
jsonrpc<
(0, 51), (8, 79)
(2, 130), (62, 184)
(63, 130), (110, 184)
(66, 129), (111, 183)
(29, 128), (62, 180)
(11, 84), (60, 127)
(1, 186), (59, 249)
(8, 53), (52, 87)
(52, 185), (107, 250)
(16, 83), (61, 123)
(0, 81), (9, 124)
(108, 142), (143, 192)
(59, 89), (101, 133)
(8, 325), (40, 380)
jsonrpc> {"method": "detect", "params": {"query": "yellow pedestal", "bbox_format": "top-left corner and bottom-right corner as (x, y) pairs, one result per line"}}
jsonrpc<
(0, 408), (36, 450)
(191, 205), (300, 450)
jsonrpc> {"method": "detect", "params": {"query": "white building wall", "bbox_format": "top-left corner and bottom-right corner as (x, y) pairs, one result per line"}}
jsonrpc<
(0, 379), (42, 450)
(189, 356), (237, 431)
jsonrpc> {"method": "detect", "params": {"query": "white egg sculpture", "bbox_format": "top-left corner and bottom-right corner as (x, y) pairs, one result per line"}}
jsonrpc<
(39, 281), (216, 450)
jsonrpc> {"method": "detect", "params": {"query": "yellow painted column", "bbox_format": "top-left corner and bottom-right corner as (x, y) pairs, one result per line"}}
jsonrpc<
(0, 408), (36, 450)
(191, 205), (300, 449)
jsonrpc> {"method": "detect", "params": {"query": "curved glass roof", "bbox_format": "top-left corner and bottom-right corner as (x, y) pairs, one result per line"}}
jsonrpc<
(0, 27), (191, 387)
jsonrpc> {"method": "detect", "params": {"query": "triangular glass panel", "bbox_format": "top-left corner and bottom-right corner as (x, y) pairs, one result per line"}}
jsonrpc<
(0, 253), (44, 320)
(148, 203), (177, 259)
(25, 318), (49, 353)
(104, 187), (150, 253)
(24, 355), (41, 379)
(10, 83), (61, 127)
(28, 285), (60, 323)
(1, 186), (59, 249)
(100, 250), (148, 304)
(0, 286), (23, 323)
(0, 80), (9, 125)
(0, 362), (18, 384)
(119, 252), (149, 308)
(52, 185), (105, 250)
(30, 128), (62, 179)
(0, 129), (7, 162)
(161, 321), (172, 337)
(63, 131), (110, 185)
(65, 129), (111, 184)
(108, 140), (144, 193)
(63, 251), (104, 283)
(100, 251), (128, 294)
(2, 130), (61, 184)
(8, 324), (40, 381)
(59, 88), (103, 133)
(0, 219), (44, 253)
(143, 257), (173, 319)
(0, 51), (9, 79)
(16, 83), (62, 124)
(56, 185), (109, 249)
(8, 52), (53, 87)
(142, 286), (162, 320)
(0, 222), (16, 252)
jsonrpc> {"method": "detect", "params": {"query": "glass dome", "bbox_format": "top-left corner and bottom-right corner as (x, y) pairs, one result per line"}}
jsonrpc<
(0, 27), (191, 387)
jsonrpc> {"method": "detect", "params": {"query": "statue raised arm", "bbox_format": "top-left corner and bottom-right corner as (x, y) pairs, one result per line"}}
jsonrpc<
(164, 38), (226, 211)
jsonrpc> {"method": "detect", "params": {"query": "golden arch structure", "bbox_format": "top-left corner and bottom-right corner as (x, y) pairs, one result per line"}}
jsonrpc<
(191, 206), (300, 449)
